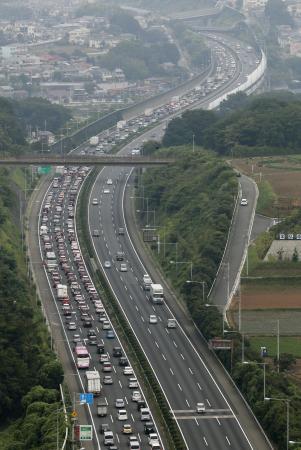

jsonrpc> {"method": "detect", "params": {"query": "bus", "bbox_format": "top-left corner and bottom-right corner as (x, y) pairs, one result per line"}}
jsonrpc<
(74, 344), (90, 369)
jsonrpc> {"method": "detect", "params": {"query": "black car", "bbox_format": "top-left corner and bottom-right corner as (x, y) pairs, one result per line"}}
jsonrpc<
(83, 320), (92, 328)
(137, 400), (146, 411)
(119, 356), (128, 366)
(112, 347), (122, 357)
(97, 343), (105, 354)
(88, 336), (97, 345)
(87, 329), (96, 338)
(116, 251), (124, 261)
(144, 422), (155, 435)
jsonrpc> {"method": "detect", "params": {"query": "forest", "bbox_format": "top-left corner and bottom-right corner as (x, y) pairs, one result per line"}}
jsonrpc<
(163, 92), (301, 157)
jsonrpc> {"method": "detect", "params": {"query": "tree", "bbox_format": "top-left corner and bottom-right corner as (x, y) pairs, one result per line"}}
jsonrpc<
(38, 361), (64, 389)
(292, 247), (299, 262)
(265, 0), (293, 26)
(275, 353), (296, 372)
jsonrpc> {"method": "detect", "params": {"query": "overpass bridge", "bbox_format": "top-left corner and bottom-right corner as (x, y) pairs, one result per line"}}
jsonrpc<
(0, 154), (174, 167)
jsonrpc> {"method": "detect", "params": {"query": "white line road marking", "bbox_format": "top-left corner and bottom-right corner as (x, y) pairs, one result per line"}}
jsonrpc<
(148, 328), (151, 334)
(131, 413), (135, 422)
(206, 399), (211, 407)
(162, 354), (166, 360)
(129, 295), (133, 300)
(141, 316), (145, 322)
(197, 383), (202, 391)
(119, 380), (123, 389)
(170, 368), (174, 375)
(194, 418), (199, 426)
(138, 433), (141, 442)
(178, 384), (182, 391)
(186, 399), (190, 407)
(173, 341), (178, 348)
(125, 397), (128, 404)
(189, 367), (193, 375)
(226, 436), (231, 445)
(165, 328), (169, 334)
(110, 414), (113, 423)
(180, 353), (185, 360)
(113, 366), (116, 373)
(203, 436), (208, 446)
(135, 305), (139, 311)
(155, 341), (159, 348)
(216, 418), (221, 426)
(124, 285), (127, 291)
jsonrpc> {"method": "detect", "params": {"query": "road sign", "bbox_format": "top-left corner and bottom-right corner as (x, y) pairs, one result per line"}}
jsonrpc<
(38, 165), (52, 174)
(79, 425), (93, 441)
(79, 393), (93, 405)
(71, 410), (78, 418)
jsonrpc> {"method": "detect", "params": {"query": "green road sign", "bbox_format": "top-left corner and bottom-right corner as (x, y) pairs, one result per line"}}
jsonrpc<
(38, 166), (52, 174)
(79, 425), (93, 441)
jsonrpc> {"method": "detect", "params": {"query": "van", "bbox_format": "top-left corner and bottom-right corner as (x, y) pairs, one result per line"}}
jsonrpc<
(103, 320), (111, 330)
(140, 408), (150, 421)
(103, 430), (114, 445)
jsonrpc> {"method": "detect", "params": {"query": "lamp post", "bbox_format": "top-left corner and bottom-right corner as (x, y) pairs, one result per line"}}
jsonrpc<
(186, 280), (206, 303)
(170, 260), (192, 280)
(192, 133), (195, 153)
(264, 397), (290, 450)
(243, 361), (267, 398)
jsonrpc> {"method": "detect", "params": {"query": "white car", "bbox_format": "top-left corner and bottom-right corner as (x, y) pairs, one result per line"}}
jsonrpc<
(149, 315), (158, 324)
(128, 377), (138, 388)
(240, 198), (248, 206)
(92, 198), (98, 205)
(123, 366), (133, 375)
(107, 179), (113, 185)
(117, 409), (128, 421)
(115, 398), (125, 408)
(131, 390), (142, 402)
(68, 322), (77, 331)
(120, 263), (128, 272)
(104, 261), (111, 269)
(196, 402), (206, 414)
(148, 433), (159, 445)
(103, 189), (110, 194)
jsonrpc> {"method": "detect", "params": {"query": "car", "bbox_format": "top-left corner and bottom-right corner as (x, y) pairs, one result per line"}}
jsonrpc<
(103, 320), (111, 330)
(103, 189), (110, 194)
(83, 320), (92, 328)
(140, 407), (150, 421)
(100, 353), (109, 363)
(120, 263), (127, 272)
(129, 441), (140, 450)
(149, 315), (158, 324)
(88, 336), (97, 345)
(148, 433), (159, 445)
(136, 400), (146, 411)
(103, 375), (113, 385)
(92, 198), (98, 205)
(99, 423), (109, 434)
(97, 342), (105, 354)
(117, 409), (128, 421)
(116, 251), (124, 261)
(112, 347), (122, 357)
(119, 356), (128, 366)
(128, 377), (138, 388)
(122, 424), (132, 434)
(106, 330), (115, 339)
(240, 198), (248, 206)
(123, 366), (133, 375)
(87, 329), (97, 338)
(118, 227), (125, 235)
(102, 361), (112, 372)
(104, 430), (114, 446)
(107, 179), (113, 185)
(104, 261), (111, 269)
(115, 398), (125, 408)
(144, 422), (154, 435)
(73, 334), (81, 343)
(93, 229), (100, 237)
(68, 322), (77, 331)
(131, 391), (142, 402)
(196, 402), (206, 414)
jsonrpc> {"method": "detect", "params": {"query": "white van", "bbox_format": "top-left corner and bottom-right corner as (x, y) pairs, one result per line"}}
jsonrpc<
(103, 430), (114, 445)
(140, 407), (150, 421)
(40, 225), (48, 236)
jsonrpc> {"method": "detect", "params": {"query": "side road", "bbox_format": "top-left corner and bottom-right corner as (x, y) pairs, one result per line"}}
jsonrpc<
(123, 174), (273, 450)
(26, 177), (94, 450)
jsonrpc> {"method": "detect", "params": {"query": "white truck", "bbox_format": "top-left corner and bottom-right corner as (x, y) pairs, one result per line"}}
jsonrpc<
(144, 107), (153, 117)
(150, 283), (164, 305)
(55, 166), (65, 175)
(143, 274), (152, 291)
(117, 120), (126, 130)
(85, 370), (101, 396)
(56, 284), (68, 299)
(89, 136), (99, 146)
(97, 399), (108, 417)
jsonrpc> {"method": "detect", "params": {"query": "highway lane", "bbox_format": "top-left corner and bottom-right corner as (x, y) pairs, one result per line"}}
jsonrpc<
(88, 164), (255, 449)
(209, 174), (258, 310)
(38, 167), (162, 450)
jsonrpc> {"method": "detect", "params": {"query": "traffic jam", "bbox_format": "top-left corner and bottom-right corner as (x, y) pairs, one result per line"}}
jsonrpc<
(39, 166), (162, 450)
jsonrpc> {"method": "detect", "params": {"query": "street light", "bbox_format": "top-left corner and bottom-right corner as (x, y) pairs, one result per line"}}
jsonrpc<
(243, 361), (267, 398)
(264, 397), (290, 450)
(186, 280), (206, 303)
(289, 441), (301, 445)
(170, 260), (192, 280)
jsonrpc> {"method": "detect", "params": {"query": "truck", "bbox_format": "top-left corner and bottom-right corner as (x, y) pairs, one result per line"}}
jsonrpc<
(56, 284), (68, 299)
(97, 399), (108, 417)
(144, 108), (153, 117)
(117, 120), (126, 130)
(85, 370), (101, 396)
(89, 136), (99, 146)
(55, 166), (65, 176)
(149, 283), (164, 305)
(143, 274), (152, 291)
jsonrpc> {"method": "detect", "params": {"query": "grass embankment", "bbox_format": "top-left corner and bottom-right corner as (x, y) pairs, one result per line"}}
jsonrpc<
(249, 336), (301, 358)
